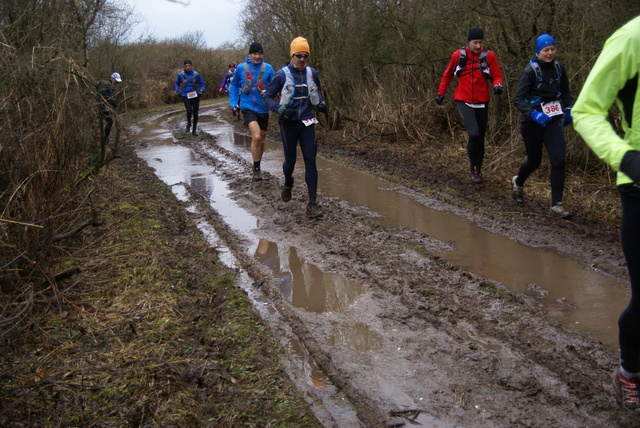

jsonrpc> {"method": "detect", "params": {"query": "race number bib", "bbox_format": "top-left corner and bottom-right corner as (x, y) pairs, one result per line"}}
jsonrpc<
(541, 100), (562, 117)
(187, 91), (198, 99)
(302, 118), (319, 127)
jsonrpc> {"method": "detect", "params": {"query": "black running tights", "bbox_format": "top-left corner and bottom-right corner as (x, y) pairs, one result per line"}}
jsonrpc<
(619, 184), (640, 373)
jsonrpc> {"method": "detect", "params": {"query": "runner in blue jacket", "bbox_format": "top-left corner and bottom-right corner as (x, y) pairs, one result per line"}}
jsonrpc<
(229, 42), (275, 181)
(174, 59), (206, 136)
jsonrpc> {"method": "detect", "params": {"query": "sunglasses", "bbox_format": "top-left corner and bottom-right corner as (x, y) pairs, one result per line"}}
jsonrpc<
(294, 53), (309, 59)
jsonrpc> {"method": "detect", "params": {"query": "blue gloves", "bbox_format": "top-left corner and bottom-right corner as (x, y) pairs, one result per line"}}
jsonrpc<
(531, 110), (551, 127)
(563, 107), (573, 127)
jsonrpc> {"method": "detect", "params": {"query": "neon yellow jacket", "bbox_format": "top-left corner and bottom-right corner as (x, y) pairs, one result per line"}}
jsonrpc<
(573, 16), (640, 186)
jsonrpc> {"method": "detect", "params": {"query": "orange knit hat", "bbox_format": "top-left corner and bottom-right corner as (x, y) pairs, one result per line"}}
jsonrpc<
(290, 37), (310, 57)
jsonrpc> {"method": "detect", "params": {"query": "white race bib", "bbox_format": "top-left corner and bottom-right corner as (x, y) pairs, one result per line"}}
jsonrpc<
(187, 91), (198, 99)
(541, 100), (562, 117)
(302, 118), (318, 127)
(465, 103), (486, 109)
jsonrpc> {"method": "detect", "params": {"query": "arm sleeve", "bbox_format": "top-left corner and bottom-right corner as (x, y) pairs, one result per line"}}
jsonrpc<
(174, 74), (182, 93)
(488, 51), (504, 87)
(313, 68), (325, 104)
(437, 51), (460, 96)
(572, 23), (639, 176)
(559, 63), (573, 108)
(197, 74), (206, 93)
(229, 68), (241, 109)
(512, 66), (536, 117)
(262, 71), (285, 112)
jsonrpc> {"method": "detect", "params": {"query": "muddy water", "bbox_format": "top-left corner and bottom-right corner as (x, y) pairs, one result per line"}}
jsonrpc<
(194, 108), (628, 347)
(134, 108), (627, 425)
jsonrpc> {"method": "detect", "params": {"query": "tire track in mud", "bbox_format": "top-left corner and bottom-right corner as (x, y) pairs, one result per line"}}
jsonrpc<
(138, 111), (636, 427)
(170, 130), (388, 426)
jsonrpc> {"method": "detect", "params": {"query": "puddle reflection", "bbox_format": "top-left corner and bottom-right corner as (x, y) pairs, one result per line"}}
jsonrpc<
(327, 322), (384, 353)
(254, 239), (365, 313)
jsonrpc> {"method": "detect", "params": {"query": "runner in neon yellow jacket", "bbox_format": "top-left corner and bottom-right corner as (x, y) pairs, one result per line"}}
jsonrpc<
(573, 17), (640, 185)
(572, 15), (640, 414)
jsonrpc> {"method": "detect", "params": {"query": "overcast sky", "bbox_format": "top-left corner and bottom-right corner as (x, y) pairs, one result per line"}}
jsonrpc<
(128, 0), (245, 48)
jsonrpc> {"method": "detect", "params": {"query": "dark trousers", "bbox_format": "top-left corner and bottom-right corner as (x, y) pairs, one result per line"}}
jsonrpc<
(104, 112), (113, 141)
(619, 184), (640, 373)
(456, 101), (488, 172)
(183, 97), (200, 129)
(279, 120), (318, 203)
(516, 120), (566, 205)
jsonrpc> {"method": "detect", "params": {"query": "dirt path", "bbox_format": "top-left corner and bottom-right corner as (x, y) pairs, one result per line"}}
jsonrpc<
(134, 106), (636, 427)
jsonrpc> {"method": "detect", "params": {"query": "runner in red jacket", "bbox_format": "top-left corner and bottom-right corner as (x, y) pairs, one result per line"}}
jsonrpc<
(437, 27), (504, 183)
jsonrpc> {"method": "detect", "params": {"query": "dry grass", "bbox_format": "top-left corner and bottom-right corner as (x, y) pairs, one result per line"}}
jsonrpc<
(0, 140), (321, 427)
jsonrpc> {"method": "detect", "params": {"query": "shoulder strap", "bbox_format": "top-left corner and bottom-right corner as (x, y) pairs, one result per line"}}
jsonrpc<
(530, 60), (562, 89)
(529, 61), (543, 89)
(455, 48), (467, 77)
(257, 62), (266, 84)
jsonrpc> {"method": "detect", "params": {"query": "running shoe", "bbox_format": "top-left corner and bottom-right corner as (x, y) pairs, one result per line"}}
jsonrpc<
(512, 176), (524, 203)
(252, 169), (262, 181)
(281, 186), (292, 202)
(470, 168), (482, 184)
(613, 368), (640, 413)
(550, 202), (571, 219)
(185, 125), (191, 133)
(192, 129), (198, 136)
(306, 203), (323, 218)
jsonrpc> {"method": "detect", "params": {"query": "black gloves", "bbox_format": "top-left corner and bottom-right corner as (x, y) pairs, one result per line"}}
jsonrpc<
(493, 84), (503, 95)
(435, 95), (445, 105)
(277, 106), (296, 120)
(621, 150), (640, 183)
(316, 102), (328, 114)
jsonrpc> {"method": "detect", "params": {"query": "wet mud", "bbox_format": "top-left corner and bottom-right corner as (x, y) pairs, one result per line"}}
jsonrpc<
(132, 106), (637, 427)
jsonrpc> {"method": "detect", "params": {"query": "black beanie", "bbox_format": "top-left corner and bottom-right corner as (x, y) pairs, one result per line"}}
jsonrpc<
(249, 42), (263, 54)
(467, 27), (484, 42)
(184, 59), (192, 65)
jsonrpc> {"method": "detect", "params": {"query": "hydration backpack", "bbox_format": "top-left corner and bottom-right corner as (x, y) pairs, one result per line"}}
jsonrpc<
(529, 60), (562, 89)
(241, 62), (266, 95)
(455, 48), (490, 79)
(180, 70), (201, 92)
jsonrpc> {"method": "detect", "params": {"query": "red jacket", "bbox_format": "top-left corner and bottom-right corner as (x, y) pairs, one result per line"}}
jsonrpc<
(438, 47), (503, 104)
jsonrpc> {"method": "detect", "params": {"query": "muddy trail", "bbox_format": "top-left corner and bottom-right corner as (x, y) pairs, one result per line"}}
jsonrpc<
(131, 105), (637, 427)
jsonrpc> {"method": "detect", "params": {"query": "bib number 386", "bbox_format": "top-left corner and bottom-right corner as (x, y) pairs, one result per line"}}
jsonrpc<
(541, 100), (562, 117)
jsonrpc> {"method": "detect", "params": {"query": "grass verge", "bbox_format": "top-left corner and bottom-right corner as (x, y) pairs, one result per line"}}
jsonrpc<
(0, 107), (320, 427)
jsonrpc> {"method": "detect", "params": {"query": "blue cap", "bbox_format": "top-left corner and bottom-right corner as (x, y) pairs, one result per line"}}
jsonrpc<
(535, 34), (556, 54)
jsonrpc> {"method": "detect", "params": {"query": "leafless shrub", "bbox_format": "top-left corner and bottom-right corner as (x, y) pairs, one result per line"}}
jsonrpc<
(0, 0), (129, 338)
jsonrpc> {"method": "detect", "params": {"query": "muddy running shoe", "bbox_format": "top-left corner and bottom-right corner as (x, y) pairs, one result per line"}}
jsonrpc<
(185, 125), (191, 133)
(306, 202), (323, 218)
(252, 169), (262, 181)
(470, 168), (482, 184)
(613, 368), (640, 413)
(512, 176), (524, 203)
(550, 202), (571, 219)
(281, 186), (292, 202)
(192, 129), (198, 136)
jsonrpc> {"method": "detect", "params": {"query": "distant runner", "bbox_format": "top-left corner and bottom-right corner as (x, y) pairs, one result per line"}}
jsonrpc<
(175, 59), (206, 136)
